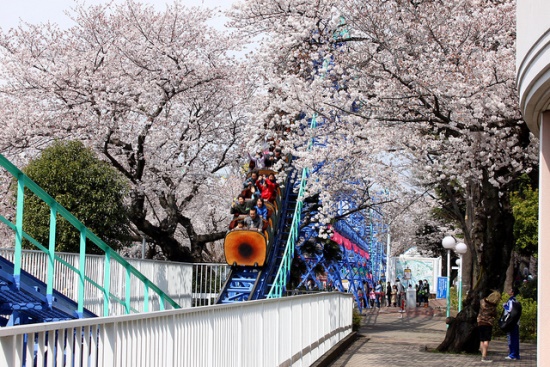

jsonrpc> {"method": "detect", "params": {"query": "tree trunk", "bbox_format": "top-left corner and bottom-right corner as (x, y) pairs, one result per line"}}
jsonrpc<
(437, 173), (514, 352)
(127, 190), (226, 262)
(437, 301), (481, 353)
(504, 252), (515, 293)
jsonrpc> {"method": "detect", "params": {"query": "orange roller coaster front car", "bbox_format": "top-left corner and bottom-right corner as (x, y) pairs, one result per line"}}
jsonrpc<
(224, 230), (267, 267)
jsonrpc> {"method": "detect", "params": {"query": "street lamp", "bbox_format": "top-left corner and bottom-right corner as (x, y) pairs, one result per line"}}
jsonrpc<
(454, 242), (468, 312)
(441, 236), (457, 318)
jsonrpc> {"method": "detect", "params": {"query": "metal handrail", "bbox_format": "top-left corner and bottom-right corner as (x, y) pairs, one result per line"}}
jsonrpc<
(267, 114), (317, 298)
(0, 153), (180, 317)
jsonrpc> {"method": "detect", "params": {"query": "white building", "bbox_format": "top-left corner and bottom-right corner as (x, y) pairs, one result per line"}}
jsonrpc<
(516, 1), (550, 364)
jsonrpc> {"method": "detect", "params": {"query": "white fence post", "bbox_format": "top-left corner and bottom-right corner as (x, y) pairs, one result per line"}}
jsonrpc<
(100, 322), (117, 367)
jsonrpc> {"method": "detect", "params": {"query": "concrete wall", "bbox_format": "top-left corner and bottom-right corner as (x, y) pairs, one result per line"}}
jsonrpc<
(517, 0), (550, 134)
(516, 2), (550, 364)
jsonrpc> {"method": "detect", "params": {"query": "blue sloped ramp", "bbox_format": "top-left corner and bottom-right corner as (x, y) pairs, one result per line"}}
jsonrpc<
(0, 254), (96, 326)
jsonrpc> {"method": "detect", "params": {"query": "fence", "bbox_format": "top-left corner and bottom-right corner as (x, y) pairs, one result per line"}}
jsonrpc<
(0, 249), (230, 314)
(192, 263), (231, 306)
(0, 292), (353, 367)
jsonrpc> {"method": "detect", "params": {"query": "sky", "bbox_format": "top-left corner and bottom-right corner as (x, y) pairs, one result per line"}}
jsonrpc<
(0, 0), (233, 31)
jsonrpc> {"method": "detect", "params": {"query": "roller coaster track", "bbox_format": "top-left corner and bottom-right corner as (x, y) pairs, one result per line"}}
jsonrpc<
(215, 168), (300, 303)
(217, 115), (316, 304)
(250, 168), (300, 300)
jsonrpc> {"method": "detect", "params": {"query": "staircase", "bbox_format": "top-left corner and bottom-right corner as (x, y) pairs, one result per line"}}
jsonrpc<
(0, 255), (96, 326)
(0, 153), (180, 326)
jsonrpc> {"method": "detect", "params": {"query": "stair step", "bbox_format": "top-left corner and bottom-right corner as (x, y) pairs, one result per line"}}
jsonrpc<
(231, 277), (256, 282)
(227, 287), (252, 292)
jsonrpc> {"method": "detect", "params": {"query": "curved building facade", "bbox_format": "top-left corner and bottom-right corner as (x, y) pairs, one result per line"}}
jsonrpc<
(517, 1), (550, 363)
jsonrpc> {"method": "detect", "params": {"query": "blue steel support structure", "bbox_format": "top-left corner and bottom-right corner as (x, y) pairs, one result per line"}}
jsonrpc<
(293, 196), (387, 313)
(287, 21), (389, 312)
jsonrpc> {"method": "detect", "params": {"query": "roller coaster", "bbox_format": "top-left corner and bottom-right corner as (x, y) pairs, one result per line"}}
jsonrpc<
(216, 136), (387, 312)
(216, 21), (389, 307)
(216, 164), (299, 303)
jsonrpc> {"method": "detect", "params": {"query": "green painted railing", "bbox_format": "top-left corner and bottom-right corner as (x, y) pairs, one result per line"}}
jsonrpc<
(0, 153), (180, 317)
(266, 167), (309, 299)
(267, 115), (317, 298)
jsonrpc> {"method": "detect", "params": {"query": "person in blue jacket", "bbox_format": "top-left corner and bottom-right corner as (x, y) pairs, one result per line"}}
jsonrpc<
(503, 288), (522, 360)
(254, 198), (268, 221)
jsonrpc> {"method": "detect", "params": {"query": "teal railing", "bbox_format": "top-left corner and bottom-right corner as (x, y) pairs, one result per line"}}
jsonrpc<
(266, 167), (310, 298)
(0, 153), (180, 317)
(267, 114), (317, 298)
(266, 24), (347, 298)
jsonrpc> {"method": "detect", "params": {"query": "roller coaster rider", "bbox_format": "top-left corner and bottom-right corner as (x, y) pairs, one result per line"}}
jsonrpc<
(254, 198), (269, 221)
(248, 150), (267, 170)
(265, 147), (288, 168)
(230, 194), (252, 217)
(244, 207), (263, 232)
(242, 171), (260, 200)
(256, 173), (278, 203)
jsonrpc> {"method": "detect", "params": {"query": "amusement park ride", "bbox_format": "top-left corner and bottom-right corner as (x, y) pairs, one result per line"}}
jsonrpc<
(215, 21), (389, 311)
(0, 19), (387, 327)
(215, 26), (389, 308)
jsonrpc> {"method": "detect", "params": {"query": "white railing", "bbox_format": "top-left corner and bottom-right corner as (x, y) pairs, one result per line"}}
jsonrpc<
(0, 293), (353, 367)
(0, 248), (231, 313)
(192, 263), (231, 306)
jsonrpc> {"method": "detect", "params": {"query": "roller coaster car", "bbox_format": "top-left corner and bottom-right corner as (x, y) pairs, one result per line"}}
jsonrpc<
(225, 168), (284, 267)
(224, 230), (268, 267)
(255, 168), (277, 177)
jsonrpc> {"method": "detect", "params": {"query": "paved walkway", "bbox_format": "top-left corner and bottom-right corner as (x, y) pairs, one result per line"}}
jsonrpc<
(328, 301), (536, 367)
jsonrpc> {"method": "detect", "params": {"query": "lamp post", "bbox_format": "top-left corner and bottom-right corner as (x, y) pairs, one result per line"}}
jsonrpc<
(386, 225), (391, 283)
(454, 242), (467, 312)
(442, 236), (457, 318)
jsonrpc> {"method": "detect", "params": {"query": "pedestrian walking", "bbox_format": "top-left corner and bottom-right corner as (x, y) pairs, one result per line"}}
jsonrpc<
(502, 288), (522, 360)
(375, 280), (383, 308)
(391, 285), (397, 307)
(395, 278), (404, 308)
(386, 282), (392, 307)
(477, 290), (501, 363)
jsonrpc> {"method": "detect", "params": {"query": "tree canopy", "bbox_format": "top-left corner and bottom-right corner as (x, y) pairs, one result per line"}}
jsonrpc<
(511, 181), (538, 257)
(0, 2), (540, 351)
(0, 1), (251, 262)
(20, 140), (130, 254)
(229, 0), (538, 352)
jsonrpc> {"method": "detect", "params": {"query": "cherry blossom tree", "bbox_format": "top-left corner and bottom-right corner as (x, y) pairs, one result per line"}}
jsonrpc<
(230, 0), (538, 352)
(0, 1), (252, 262)
(229, 0), (406, 219)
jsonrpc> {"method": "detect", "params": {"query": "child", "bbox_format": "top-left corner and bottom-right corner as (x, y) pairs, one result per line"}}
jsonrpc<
(232, 220), (246, 231)
(369, 290), (376, 308)
(391, 285), (397, 307)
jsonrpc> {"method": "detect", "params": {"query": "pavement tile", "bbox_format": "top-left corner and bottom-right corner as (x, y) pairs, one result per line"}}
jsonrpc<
(328, 301), (536, 367)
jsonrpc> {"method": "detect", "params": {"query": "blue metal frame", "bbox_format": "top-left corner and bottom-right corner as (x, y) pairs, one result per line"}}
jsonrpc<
(292, 193), (388, 313)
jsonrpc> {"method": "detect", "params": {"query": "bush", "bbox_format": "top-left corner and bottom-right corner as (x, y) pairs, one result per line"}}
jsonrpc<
(517, 296), (537, 341)
(18, 140), (131, 254)
(352, 308), (362, 331)
(449, 286), (462, 311)
(493, 294), (537, 341)
(520, 277), (537, 301)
